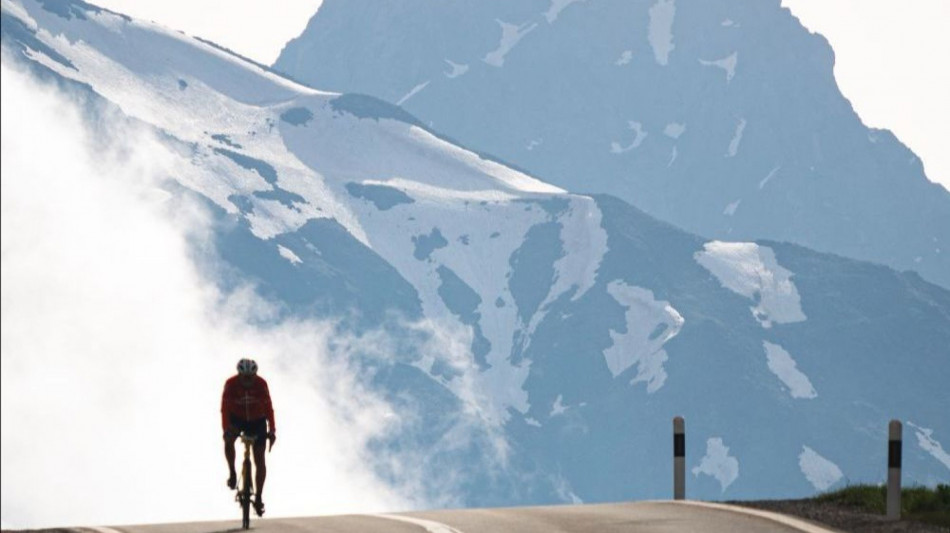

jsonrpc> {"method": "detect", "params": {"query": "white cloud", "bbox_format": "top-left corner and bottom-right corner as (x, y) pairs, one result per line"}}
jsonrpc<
(0, 60), (413, 528)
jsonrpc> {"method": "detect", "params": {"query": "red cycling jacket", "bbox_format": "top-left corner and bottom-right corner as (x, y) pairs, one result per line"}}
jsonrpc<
(221, 374), (276, 433)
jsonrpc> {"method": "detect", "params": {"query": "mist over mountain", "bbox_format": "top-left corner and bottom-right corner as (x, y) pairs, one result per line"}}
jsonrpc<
(2, 0), (948, 516)
(275, 0), (950, 290)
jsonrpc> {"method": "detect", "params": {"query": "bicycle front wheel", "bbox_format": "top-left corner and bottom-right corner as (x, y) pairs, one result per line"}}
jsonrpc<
(241, 460), (252, 529)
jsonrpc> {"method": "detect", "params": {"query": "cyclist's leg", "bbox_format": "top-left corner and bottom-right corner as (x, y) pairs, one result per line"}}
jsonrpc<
(250, 417), (267, 510)
(224, 436), (238, 488)
(224, 417), (241, 488)
(224, 433), (238, 468)
(253, 440), (266, 501)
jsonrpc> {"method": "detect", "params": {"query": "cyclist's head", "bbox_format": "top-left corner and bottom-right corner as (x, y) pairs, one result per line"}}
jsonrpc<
(236, 358), (258, 376)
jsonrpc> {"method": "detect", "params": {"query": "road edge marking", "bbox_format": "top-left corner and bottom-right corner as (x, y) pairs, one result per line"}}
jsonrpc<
(377, 513), (465, 533)
(663, 500), (843, 533)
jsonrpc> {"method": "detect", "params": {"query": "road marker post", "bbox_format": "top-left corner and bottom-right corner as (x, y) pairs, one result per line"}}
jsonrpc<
(674, 416), (685, 500)
(887, 419), (902, 520)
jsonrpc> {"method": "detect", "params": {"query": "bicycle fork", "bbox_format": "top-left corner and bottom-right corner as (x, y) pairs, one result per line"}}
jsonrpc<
(237, 441), (255, 529)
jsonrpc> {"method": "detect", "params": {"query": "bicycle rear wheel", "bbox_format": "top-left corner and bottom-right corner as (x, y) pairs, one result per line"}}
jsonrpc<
(241, 458), (252, 529)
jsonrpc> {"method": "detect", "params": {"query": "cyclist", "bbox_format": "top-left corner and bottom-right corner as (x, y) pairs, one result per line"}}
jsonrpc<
(222, 358), (276, 517)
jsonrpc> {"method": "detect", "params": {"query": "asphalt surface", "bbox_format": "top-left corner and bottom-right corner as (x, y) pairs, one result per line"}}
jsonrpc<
(91, 501), (839, 533)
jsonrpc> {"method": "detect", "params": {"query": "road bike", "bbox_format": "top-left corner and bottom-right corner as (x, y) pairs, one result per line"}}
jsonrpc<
(235, 432), (257, 529)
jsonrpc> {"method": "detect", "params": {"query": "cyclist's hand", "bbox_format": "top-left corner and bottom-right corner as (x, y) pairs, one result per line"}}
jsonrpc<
(267, 431), (276, 451)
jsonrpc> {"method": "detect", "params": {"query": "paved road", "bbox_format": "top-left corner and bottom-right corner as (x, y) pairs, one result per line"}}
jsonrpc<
(89, 501), (838, 533)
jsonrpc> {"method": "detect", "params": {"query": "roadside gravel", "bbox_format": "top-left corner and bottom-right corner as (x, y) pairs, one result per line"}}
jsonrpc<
(736, 500), (949, 533)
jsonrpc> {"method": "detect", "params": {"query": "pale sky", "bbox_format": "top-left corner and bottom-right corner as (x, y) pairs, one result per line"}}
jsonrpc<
(92, 0), (949, 190)
(781, 0), (949, 190)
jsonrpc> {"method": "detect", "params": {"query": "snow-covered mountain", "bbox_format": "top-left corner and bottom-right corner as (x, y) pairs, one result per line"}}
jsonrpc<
(3, 0), (949, 507)
(274, 0), (950, 290)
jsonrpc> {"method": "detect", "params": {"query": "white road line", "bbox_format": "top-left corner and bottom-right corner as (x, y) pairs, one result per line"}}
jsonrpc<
(80, 527), (125, 533)
(377, 513), (466, 533)
(667, 500), (841, 533)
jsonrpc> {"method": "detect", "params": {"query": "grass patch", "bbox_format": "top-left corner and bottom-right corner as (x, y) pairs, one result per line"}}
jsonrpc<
(815, 484), (950, 526)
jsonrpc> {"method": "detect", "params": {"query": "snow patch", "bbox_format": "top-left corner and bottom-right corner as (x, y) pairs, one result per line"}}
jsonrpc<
(603, 281), (684, 392)
(695, 241), (806, 328)
(610, 121), (648, 154)
(364, 178), (518, 204)
(17, 8), (366, 245)
(277, 245), (302, 265)
(519, 197), (609, 355)
(693, 438), (739, 492)
(615, 50), (634, 66)
(799, 446), (843, 490)
(405, 127), (564, 194)
(545, 0), (587, 23)
(443, 60), (469, 79)
(484, 20), (538, 67)
(664, 122), (686, 139)
(356, 196), (547, 425)
(550, 394), (567, 416)
(726, 118), (746, 157)
(723, 199), (740, 216)
(547, 197), (608, 303)
(700, 51), (738, 82)
(759, 166), (781, 189)
(396, 80), (430, 106)
(648, 0), (676, 66)
(763, 342), (817, 399)
(907, 422), (950, 471)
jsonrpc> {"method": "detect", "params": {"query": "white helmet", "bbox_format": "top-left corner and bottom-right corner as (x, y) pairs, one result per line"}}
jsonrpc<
(236, 358), (258, 376)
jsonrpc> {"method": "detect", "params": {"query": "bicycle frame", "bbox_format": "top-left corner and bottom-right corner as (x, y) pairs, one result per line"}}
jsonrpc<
(235, 432), (257, 529)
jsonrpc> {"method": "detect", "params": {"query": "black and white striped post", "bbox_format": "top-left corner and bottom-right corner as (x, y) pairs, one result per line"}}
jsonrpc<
(887, 419), (902, 521)
(673, 416), (685, 500)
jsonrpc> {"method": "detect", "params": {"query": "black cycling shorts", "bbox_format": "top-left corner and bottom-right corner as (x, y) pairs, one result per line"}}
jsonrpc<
(228, 415), (268, 443)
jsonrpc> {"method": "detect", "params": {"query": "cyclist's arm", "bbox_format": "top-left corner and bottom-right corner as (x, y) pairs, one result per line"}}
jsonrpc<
(221, 381), (232, 432)
(262, 380), (275, 435)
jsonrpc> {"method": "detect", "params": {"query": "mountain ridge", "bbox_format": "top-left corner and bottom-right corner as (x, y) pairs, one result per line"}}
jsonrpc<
(273, 0), (950, 289)
(2, 0), (948, 511)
